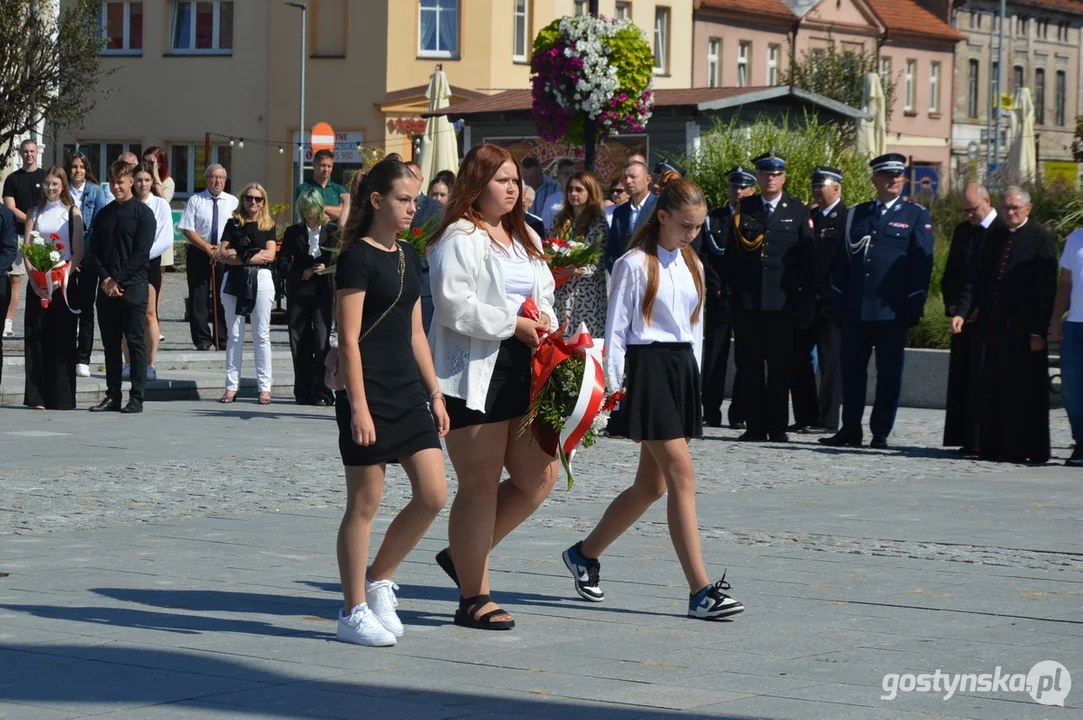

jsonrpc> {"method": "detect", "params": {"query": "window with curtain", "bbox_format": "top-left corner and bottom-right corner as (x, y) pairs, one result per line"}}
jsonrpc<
(1034, 68), (1046, 124)
(615, 1), (630, 20)
(419, 0), (458, 57)
(767, 44), (779, 86)
(653, 7), (669, 73)
(968, 59), (980, 118)
(101, 1), (143, 53)
(170, 1), (233, 53)
(513, 0), (528, 61)
(1056, 70), (1066, 125)
(707, 38), (719, 88)
(905, 59), (916, 110)
(930, 61), (940, 112)
(737, 41), (749, 87)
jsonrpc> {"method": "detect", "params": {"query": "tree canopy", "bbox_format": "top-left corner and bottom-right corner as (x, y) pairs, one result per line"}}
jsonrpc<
(779, 41), (897, 128)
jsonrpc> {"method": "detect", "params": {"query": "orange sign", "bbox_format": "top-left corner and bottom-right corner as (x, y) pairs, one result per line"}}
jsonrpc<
(310, 122), (335, 152)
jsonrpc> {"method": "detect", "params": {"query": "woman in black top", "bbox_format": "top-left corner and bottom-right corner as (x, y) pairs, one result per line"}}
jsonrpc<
(332, 159), (449, 648)
(280, 188), (334, 405)
(215, 183), (277, 405)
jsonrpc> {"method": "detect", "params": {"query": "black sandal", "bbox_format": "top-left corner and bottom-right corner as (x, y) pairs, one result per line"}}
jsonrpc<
(453, 594), (514, 631)
(435, 548), (459, 587)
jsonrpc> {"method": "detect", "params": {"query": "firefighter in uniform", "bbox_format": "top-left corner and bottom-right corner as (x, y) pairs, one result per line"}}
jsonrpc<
(821, 153), (934, 449)
(724, 151), (816, 442)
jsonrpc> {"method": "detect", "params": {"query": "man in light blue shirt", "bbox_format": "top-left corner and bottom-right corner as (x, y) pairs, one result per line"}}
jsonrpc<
(522, 156), (561, 219)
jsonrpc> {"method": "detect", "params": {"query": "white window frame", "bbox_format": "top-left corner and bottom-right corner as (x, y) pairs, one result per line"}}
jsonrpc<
(653, 6), (669, 74)
(707, 38), (719, 88)
(100, 1), (142, 55)
(574, 0), (587, 16)
(169, 142), (232, 199)
(767, 44), (779, 86)
(63, 142), (143, 185)
(169, 0), (233, 55)
(905, 58), (916, 111)
(880, 55), (892, 87)
(418, 0), (458, 59)
(929, 61), (940, 112)
(737, 41), (750, 87)
(512, 0), (528, 62)
(615, 1), (630, 20)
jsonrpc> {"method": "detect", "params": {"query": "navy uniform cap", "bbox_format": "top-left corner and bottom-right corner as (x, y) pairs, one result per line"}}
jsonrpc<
(811, 166), (843, 185)
(727, 166), (757, 187)
(870, 153), (907, 174)
(653, 159), (682, 176)
(752, 150), (786, 174)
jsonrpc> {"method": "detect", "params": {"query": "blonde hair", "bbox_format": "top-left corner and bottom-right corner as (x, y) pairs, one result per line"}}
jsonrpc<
(628, 175), (706, 326)
(232, 183), (275, 231)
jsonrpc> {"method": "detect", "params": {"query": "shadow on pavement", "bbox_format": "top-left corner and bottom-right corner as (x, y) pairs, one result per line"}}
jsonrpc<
(0, 643), (765, 718)
(188, 408), (336, 421)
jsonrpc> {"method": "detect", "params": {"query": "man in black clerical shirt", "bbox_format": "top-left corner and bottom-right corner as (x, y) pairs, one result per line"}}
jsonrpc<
(88, 160), (155, 414)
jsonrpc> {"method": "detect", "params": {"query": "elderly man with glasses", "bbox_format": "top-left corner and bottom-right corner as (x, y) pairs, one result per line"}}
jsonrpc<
(972, 187), (1057, 464)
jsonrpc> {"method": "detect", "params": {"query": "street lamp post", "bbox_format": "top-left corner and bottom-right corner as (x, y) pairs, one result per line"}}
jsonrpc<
(286, 1), (307, 216)
(584, 0), (600, 171)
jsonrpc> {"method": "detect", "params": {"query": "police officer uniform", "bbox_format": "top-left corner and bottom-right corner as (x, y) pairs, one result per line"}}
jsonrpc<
(698, 167), (754, 428)
(822, 154), (934, 449)
(724, 152), (816, 441)
(791, 166), (847, 433)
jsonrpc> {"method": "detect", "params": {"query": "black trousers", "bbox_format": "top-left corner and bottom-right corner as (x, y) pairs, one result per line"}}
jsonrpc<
(733, 308), (796, 436)
(0, 274), (8, 386)
(74, 267), (98, 365)
(187, 248), (226, 347)
(701, 298), (734, 425)
(286, 287), (333, 404)
(24, 287), (78, 409)
(841, 319), (908, 438)
(98, 288), (148, 404)
(791, 311), (842, 429)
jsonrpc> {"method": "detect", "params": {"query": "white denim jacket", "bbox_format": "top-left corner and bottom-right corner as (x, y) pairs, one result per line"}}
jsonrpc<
(428, 219), (557, 411)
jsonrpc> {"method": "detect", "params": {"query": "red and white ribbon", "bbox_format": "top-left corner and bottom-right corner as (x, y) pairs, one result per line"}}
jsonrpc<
(559, 323), (606, 459)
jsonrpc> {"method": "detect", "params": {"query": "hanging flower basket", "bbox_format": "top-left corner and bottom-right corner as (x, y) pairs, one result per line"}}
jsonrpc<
(530, 14), (655, 145)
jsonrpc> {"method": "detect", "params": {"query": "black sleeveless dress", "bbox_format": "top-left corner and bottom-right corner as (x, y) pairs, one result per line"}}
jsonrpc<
(334, 239), (440, 466)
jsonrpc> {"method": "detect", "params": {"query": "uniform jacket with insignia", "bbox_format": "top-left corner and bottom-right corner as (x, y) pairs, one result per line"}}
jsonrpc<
(810, 199), (848, 300)
(830, 198), (934, 323)
(722, 192), (816, 314)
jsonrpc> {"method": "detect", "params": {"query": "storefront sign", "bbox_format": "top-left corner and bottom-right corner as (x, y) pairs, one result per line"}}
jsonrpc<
(292, 130), (364, 163)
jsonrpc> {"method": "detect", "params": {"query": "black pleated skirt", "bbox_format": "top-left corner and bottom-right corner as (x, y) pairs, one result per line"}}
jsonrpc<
(445, 337), (533, 430)
(607, 342), (702, 441)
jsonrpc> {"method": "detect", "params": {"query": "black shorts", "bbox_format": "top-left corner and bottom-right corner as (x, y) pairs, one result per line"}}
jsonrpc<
(149, 255), (162, 296)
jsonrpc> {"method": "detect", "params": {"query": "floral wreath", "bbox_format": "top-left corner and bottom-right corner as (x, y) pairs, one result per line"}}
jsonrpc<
(530, 14), (655, 145)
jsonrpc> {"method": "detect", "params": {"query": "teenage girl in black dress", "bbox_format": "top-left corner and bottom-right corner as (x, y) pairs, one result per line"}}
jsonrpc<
(333, 160), (449, 647)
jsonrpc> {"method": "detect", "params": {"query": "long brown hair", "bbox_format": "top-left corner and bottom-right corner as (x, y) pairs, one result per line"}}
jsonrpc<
(429, 143), (544, 259)
(339, 159), (416, 252)
(142, 146), (169, 180)
(551, 171), (606, 239)
(629, 175), (706, 326)
(36, 166), (74, 213)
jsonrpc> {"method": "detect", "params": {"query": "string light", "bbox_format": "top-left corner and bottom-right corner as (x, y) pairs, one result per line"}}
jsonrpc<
(229, 138), (235, 147)
(238, 138), (244, 148)
(278, 145), (284, 154)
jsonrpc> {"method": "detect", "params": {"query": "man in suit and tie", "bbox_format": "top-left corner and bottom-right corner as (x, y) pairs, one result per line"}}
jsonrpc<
(822, 153), (934, 449)
(790, 166), (848, 434)
(724, 151), (816, 442)
(699, 166), (756, 428)
(605, 161), (656, 271)
(521, 184), (546, 239)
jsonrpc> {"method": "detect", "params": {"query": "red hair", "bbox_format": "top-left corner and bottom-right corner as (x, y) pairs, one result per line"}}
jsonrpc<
(143, 146), (169, 180)
(429, 143), (544, 260)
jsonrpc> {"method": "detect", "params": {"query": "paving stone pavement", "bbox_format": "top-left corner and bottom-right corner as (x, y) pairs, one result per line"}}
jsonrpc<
(1, 400), (1081, 719)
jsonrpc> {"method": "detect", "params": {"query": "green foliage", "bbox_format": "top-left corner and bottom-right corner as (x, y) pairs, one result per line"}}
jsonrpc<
(681, 114), (875, 209)
(0, 0), (116, 168)
(604, 24), (654, 106)
(779, 40), (897, 130)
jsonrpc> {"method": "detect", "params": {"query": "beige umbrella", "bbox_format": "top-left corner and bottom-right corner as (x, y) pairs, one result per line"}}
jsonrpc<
(856, 72), (887, 158)
(417, 69), (460, 186)
(1008, 87), (1037, 182)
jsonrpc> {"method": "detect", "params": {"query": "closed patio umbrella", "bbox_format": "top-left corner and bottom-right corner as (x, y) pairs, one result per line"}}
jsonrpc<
(417, 69), (460, 186)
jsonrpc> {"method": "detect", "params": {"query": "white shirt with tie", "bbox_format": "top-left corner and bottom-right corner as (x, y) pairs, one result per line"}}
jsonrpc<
(177, 190), (239, 246)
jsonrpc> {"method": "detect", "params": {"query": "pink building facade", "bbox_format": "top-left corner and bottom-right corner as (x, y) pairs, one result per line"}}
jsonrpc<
(692, 0), (962, 189)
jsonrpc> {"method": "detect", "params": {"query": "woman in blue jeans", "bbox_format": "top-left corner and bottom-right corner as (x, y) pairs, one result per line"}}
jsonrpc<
(1051, 228), (1083, 466)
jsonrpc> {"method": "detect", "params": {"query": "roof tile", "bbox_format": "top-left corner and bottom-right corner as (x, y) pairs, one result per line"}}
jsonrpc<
(866, 0), (964, 41)
(698, 0), (797, 21)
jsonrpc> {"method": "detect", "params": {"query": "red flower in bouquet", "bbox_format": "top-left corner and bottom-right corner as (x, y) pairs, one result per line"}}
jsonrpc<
(543, 232), (603, 288)
(396, 220), (434, 256)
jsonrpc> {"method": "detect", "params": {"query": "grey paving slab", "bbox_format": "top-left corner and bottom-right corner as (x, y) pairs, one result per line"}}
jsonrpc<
(0, 702), (81, 720)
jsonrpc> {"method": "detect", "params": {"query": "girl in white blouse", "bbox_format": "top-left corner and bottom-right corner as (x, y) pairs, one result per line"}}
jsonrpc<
(561, 176), (745, 621)
(427, 143), (558, 631)
(23, 167), (84, 410)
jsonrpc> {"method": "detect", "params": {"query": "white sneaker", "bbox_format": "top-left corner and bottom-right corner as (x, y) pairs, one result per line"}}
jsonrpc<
(146, 365), (157, 381)
(121, 363), (130, 379)
(2, 320), (12, 338)
(76, 363), (91, 378)
(336, 603), (396, 647)
(365, 577), (404, 637)
(158, 334), (165, 342)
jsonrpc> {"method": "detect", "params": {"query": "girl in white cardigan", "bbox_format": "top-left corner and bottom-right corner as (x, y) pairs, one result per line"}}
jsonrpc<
(427, 143), (559, 631)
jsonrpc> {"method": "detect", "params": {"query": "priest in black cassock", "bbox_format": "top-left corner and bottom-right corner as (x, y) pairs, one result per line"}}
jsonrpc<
(941, 183), (1004, 453)
(973, 187), (1057, 464)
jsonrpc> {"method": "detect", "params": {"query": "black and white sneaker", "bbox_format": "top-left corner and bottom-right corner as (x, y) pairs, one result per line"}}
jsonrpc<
(688, 572), (744, 620)
(562, 541), (605, 602)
